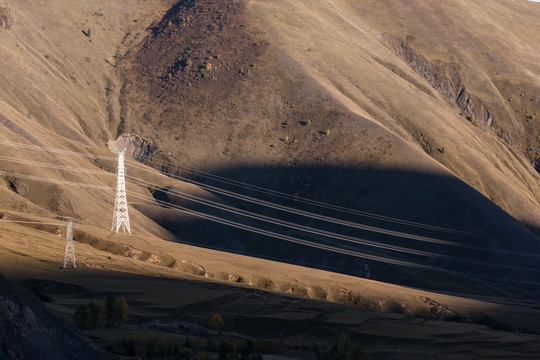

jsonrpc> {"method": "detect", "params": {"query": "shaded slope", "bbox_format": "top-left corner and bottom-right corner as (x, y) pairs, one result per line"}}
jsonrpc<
(0, 272), (105, 359)
(137, 165), (540, 297)
(0, 0), (181, 238)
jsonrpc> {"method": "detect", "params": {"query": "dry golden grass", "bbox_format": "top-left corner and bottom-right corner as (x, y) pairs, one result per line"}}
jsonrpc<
(1, 217), (539, 328)
(249, 0), (540, 229)
(2, 223), (540, 358)
(1, 1), (540, 357)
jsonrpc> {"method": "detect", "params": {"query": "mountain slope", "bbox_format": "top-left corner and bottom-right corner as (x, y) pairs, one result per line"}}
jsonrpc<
(2, 1), (540, 357)
(111, 0), (540, 295)
(0, 0), (539, 305)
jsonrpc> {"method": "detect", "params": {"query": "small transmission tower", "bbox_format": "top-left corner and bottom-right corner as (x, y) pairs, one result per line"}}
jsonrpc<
(63, 218), (76, 268)
(111, 149), (131, 234)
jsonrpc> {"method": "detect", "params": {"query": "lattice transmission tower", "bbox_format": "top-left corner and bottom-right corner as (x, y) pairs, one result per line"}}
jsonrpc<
(111, 149), (131, 234)
(63, 218), (76, 268)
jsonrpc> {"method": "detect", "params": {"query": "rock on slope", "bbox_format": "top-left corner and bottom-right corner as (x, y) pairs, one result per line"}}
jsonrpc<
(0, 273), (104, 359)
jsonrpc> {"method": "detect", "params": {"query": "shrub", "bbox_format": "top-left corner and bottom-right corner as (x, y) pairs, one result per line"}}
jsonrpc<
(178, 346), (193, 359)
(378, 297), (404, 314)
(312, 334), (365, 360)
(256, 276), (275, 290)
(198, 353), (217, 360)
(218, 341), (234, 360)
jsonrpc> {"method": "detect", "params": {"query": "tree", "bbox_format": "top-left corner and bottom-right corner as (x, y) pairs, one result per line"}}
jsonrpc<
(209, 313), (225, 332)
(75, 296), (128, 329)
(100, 294), (128, 327)
(178, 346), (193, 359)
(74, 301), (99, 329)
(332, 334), (350, 360)
(100, 294), (116, 327)
(218, 342), (232, 360)
(84, 301), (99, 328)
(115, 296), (128, 324)
(312, 335), (365, 360)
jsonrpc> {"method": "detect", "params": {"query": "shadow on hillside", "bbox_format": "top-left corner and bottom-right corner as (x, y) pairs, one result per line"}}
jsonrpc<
(135, 165), (540, 298)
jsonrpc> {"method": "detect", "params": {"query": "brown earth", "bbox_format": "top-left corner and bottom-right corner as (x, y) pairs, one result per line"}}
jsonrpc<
(112, 0), (540, 296)
(1, 0), (540, 358)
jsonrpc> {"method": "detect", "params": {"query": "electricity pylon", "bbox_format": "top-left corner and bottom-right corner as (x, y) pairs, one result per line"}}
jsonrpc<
(111, 149), (131, 234)
(63, 218), (76, 268)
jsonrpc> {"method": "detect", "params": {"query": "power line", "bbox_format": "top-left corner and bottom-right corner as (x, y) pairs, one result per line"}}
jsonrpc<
(0, 169), (429, 268)
(126, 176), (438, 256)
(0, 170), (111, 190)
(1, 154), (538, 259)
(0, 219), (65, 226)
(126, 175), (540, 259)
(129, 170), (463, 246)
(140, 162), (471, 234)
(0, 139), (117, 161)
(0, 155), (108, 176)
(0, 154), (492, 251)
(0, 138), (467, 234)
(0, 149), (465, 245)
(0, 150), (468, 246)
(2, 169), (540, 278)
(128, 192), (434, 270)
(128, 191), (540, 275)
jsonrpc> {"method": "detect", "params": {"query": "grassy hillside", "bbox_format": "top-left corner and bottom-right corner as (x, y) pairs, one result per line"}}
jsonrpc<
(1, 0), (540, 358)
(111, 0), (540, 296)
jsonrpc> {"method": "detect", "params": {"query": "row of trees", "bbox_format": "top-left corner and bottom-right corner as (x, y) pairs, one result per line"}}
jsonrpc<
(312, 334), (365, 360)
(106, 336), (266, 359)
(74, 294), (128, 329)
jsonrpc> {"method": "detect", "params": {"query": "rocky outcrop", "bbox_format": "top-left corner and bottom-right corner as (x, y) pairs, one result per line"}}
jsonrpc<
(107, 133), (156, 163)
(107, 134), (182, 175)
(416, 296), (461, 321)
(385, 36), (493, 128)
(0, 5), (12, 30)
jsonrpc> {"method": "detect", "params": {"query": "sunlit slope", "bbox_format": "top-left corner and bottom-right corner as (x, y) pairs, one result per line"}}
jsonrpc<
(249, 0), (540, 230)
(0, 0), (160, 141)
(102, 0), (540, 294)
(0, 0), (180, 234)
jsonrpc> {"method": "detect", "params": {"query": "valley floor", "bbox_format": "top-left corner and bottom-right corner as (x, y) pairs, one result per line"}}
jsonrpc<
(2, 243), (540, 360)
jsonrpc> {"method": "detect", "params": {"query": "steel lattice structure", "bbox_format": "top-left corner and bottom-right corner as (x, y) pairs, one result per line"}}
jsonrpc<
(63, 218), (76, 268)
(111, 149), (131, 234)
